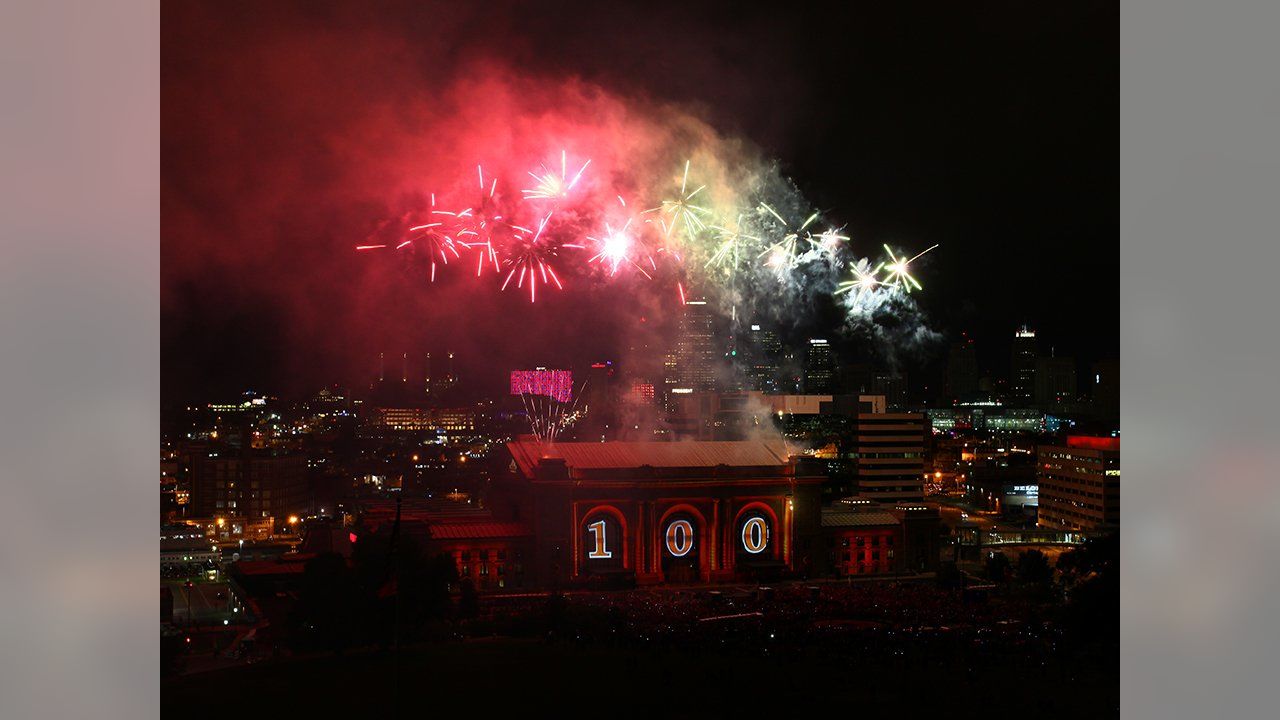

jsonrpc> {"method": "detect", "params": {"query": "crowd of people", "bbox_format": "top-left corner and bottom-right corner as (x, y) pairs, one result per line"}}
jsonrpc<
(465, 579), (1078, 671)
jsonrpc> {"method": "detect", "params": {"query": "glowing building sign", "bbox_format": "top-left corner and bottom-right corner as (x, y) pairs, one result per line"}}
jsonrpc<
(510, 369), (573, 402)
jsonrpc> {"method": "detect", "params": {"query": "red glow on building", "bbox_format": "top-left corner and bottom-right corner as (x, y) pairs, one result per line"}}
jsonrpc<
(1066, 435), (1120, 451)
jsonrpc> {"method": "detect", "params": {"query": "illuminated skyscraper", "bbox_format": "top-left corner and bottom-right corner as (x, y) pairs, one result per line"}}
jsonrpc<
(664, 299), (718, 408)
(1010, 326), (1038, 405)
(804, 338), (834, 393)
(745, 322), (782, 392)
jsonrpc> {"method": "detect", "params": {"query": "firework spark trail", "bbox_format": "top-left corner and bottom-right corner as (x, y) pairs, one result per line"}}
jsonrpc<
(587, 218), (637, 275)
(500, 212), (580, 302)
(757, 203), (819, 275)
(706, 214), (760, 271)
(356, 144), (939, 338)
(651, 160), (710, 243)
(881, 243), (938, 293)
(522, 150), (591, 201)
(522, 380), (590, 444)
(836, 257), (885, 299)
(402, 219), (460, 283)
(808, 227), (850, 258)
(448, 165), (506, 278)
(587, 197), (654, 278)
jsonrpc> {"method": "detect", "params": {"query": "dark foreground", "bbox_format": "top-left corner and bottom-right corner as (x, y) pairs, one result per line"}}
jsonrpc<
(165, 636), (1115, 717)
(164, 580), (1116, 718)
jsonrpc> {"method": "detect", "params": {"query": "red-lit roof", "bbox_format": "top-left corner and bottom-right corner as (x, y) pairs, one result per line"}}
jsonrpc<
(1066, 435), (1120, 451)
(428, 521), (531, 540)
(507, 439), (791, 476)
(821, 511), (900, 528)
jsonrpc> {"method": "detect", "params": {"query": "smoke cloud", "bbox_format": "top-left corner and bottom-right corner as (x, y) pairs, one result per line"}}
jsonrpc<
(163, 3), (938, 401)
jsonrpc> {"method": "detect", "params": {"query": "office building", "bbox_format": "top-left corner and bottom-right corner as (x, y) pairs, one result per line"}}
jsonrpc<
(846, 405), (928, 503)
(1037, 435), (1120, 532)
(186, 450), (308, 530)
(745, 322), (782, 392)
(946, 335), (979, 403)
(664, 299), (718, 409)
(1035, 355), (1077, 409)
(872, 371), (908, 410)
(804, 338), (834, 393)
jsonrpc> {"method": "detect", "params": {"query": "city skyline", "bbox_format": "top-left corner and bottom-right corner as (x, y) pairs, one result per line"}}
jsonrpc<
(159, 3), (1118, 714)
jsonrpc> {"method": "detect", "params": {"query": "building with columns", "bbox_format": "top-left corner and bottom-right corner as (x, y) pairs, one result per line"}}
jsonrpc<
(502, 439), (826, 586)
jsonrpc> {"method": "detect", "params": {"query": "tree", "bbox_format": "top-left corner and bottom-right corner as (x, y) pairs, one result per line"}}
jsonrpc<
(1057, 533), (1118, 591)
(297, 552), (360, 653)
(984, 551), (1011, 582)
(351, 527), (459, 644)
(1058, 533), (1119, 641)
(458, 577), (480, 619)
(1016, 549), (1053, 586)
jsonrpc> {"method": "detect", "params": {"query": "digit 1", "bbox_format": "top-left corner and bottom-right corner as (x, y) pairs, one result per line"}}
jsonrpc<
(587, 519), (612, 559)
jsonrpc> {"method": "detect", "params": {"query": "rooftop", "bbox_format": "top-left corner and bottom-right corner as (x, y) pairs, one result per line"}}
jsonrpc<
(507, 439), (793, 478)
(821, 510), (901, 528)
(427, 521), (531, 540)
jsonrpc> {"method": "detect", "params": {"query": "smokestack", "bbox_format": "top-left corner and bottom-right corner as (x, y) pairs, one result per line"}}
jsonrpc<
(379, 352), (385, 383)
(425, 352), (433, 395)
(402, 352), (408, 383)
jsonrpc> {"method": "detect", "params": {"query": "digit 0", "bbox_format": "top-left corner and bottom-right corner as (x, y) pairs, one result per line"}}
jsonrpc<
(741, 516), (768, 554)
(665, 519), (694, 557)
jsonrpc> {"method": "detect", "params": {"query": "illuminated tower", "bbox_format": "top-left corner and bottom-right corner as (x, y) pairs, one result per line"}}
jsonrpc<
(667, 298), (717, 394)
(746, 321), (782, 392)
(803, 338), (833, 393)
(1010, 326), (1038, 405)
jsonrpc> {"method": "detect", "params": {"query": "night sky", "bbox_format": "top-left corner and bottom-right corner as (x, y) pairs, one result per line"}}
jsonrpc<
(162, 1), (1117, 406)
